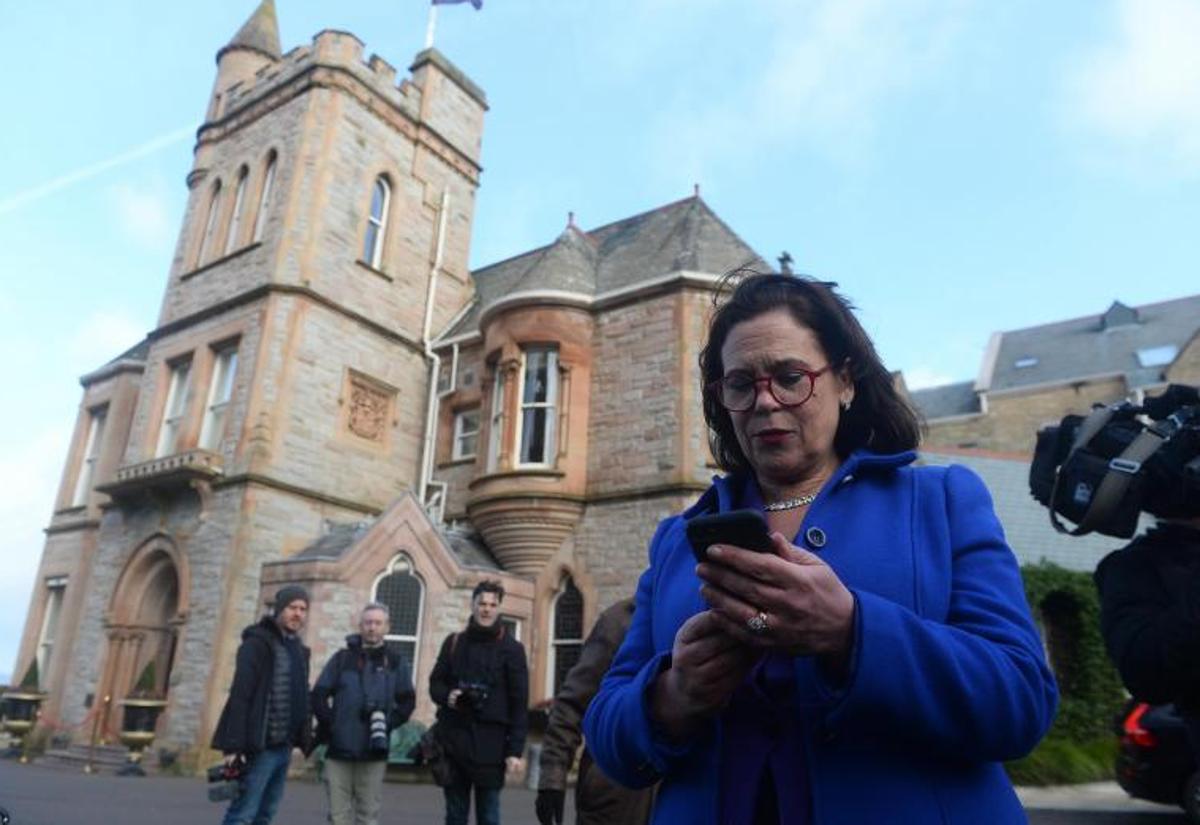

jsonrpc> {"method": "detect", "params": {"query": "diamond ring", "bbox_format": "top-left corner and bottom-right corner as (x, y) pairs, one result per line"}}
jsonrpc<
(746, 611), (770, 634)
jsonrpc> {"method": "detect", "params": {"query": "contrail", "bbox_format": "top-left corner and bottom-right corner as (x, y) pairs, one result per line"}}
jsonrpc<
(0, 125), (196, 214)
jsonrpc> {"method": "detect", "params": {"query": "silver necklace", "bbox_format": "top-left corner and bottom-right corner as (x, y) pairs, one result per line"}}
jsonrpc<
(763, 492), (818, 512)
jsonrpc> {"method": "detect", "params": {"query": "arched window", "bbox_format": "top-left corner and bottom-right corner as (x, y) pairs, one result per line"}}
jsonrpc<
(195, 179), (222, 267)
(373, 554), (424, 675)
(224, 166), (249, 255)
(362, 176), (390, 269)
(548, 577), (584, 696)
(252, 151), (276, 243)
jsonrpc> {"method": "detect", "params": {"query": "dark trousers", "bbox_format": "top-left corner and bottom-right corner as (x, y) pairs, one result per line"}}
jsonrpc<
(221, 746), (292, 825)
(444, 776), (501, 825)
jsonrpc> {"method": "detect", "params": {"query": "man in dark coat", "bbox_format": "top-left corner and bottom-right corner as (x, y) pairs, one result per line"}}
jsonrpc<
(211, 585), (314, 825)
(312, 603), (416, 825)
(535, 598), (653, 825)
(430, 580), (529, 825)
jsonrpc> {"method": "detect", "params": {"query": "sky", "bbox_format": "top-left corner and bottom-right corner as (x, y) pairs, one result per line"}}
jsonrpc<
(2, 0), (1199, 680)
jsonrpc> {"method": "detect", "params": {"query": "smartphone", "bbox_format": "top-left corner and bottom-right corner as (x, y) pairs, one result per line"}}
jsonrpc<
(686, 509), (775, 564)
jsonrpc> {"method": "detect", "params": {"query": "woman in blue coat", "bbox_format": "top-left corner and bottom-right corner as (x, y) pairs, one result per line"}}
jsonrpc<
(583, 272), (1058, 824)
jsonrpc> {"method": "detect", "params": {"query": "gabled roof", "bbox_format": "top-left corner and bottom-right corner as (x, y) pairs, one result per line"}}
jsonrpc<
(441, 195), (767, 339)
(909, 380), (982, 421)
(293, 516), (500, 571)
(984, 293), (1200, 394)
(218, 0), (282, 62)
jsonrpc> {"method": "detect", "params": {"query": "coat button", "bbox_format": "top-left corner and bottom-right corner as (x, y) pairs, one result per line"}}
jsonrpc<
(805, 526), (827, 548)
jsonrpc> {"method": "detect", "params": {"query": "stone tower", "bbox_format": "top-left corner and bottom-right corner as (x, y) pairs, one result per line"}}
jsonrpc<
(15, 0), (487, 757)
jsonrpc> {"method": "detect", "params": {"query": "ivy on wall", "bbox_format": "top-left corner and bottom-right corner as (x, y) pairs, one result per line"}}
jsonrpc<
(1020, 561), (1126, 742)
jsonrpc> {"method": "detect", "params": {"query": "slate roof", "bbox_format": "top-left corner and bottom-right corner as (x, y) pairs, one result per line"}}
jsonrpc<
(219, 0), (282, 61)
(986, 294), (1200, 394)
(292, 519), (501, 571)
(909, 380), (982, 421)
(441, 195), (768, 339)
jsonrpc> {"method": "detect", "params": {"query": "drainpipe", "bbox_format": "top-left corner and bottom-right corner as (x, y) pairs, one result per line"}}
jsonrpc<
(418, 190), (450, 508)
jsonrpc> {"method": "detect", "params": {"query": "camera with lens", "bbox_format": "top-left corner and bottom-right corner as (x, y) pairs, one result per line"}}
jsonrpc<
(1029, 383), (1200, 538)
(206, 758), (245, 803)
(362, 701), (389, 755)
(455, 681), (490, 711)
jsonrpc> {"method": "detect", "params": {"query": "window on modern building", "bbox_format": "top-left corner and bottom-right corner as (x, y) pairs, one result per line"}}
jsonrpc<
(156, 359), (193, 458)
(548, 577), (583, 696)
(516, 347), (559, 467)
(36, 577), (67, 685)
(361, 176), (390, 269)
(251, 152), (276, 243)
(487, 368), (506, 472)
(71, 406), (107, 507)
(224, 166), (249, 255)
(195, 179), (223, 267)
(374, 554), (424, 676)
(453, 408), (481, 460)
(198, 346), (239, 450)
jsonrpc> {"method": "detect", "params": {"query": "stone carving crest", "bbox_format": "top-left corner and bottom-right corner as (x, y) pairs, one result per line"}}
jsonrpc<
(348, 379), (390, 442)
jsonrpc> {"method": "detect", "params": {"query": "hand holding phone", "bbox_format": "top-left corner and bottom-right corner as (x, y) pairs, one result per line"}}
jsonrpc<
(685, 509), (774, 564)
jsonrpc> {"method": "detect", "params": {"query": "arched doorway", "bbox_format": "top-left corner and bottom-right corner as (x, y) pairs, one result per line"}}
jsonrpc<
(95, 537), (188, 739)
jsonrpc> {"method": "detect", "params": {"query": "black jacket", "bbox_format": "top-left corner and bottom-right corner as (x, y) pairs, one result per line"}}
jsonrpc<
(430, 621), (529, 788)
(211, 617), (313, 755)
(1095, 522), (1200, 714)
(311, 634), (416, 761)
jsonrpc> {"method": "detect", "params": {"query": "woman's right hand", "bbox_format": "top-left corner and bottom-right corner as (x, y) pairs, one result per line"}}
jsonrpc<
(651, 610), (759, 740)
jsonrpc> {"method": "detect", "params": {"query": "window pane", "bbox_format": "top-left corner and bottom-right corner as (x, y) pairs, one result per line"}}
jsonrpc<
(385, 640), (416, 674)
(553, 644), (582, 695)
(363, 222), (380, 264)
(521, 408), (546, 464)
(376, 570), (422, 636)
(457, 433), (477, 458)
(523, 351), (549, 403)
(252, 158), (275, 243)
(554, 581), (583, 640)
(371, 179), (387, 220)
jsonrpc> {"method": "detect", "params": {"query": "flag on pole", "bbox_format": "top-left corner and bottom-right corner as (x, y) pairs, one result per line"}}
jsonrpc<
(432, 0), (482, 9)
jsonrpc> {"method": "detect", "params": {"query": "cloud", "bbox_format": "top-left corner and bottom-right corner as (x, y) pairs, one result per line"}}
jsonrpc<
(109, 178), (175, 251)
(70, 311), (146, 371)
(647, 0), (971, 177)
(902, 366), (957, 391)
(1063, 0), (1200, 174)
(0, 422), (73, 676)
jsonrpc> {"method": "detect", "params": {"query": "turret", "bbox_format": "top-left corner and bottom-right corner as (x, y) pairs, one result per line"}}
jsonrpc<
(208, 0), (282, 122)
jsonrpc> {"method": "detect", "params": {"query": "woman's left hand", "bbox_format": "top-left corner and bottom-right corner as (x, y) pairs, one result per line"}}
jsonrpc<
(697, 531), (856, 663)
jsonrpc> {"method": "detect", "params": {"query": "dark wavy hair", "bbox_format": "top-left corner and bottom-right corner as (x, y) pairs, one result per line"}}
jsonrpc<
(699, 270), (921, 475)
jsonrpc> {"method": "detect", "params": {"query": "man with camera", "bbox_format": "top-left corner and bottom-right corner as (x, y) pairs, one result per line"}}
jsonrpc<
(211, 585), (315, 825)
(430, 580), (529, 825)
(311, 603), (416, 825)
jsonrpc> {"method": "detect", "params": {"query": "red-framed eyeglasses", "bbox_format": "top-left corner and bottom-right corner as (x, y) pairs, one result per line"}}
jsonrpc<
(707, 365), (833, 412)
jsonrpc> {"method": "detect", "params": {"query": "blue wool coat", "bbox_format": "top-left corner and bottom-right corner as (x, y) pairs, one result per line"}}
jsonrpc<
(583, 450), (1058, 825)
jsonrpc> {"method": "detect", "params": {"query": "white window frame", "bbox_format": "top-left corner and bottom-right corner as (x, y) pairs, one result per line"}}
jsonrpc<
(196, 180), (222, 267)
(362, 176), (391, 269)
(223, 167), (248, 255)
(514, 347), (559, 468)
(372, 554), (425, 678)
(156, 359), (193, 458)
(36, 577), (67, 687)
(198, 347), (238, 450)
(545, 578), (583, 698)
(71, 407), (106, 507)
(487, 368), (506, 472)
(452, 408), (481, 460)
(252, 153), (276, 243)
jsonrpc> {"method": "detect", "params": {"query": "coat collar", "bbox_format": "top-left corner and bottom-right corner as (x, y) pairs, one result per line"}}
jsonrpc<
(683, 448), (917, 518)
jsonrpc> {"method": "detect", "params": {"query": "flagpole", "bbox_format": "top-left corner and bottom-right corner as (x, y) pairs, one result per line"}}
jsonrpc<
(424, 3), (438, 50)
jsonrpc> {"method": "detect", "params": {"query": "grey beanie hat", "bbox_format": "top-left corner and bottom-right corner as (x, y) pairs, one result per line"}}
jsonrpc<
(273, 585), (310, 616)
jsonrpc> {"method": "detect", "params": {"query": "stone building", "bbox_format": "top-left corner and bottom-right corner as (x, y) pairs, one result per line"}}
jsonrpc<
(13, 1), (766, 760)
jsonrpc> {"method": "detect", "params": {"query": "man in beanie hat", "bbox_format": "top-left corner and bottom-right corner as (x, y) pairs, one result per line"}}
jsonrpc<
(212, 585), (315, 825)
